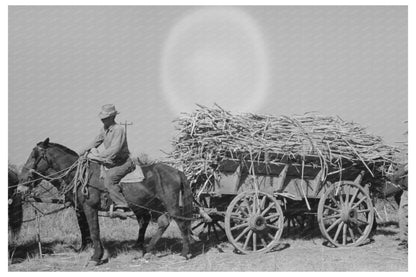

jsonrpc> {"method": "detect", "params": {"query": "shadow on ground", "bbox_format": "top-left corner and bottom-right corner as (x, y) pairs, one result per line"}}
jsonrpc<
(8, 240), (76, 264)
(8, 219), (400, 264)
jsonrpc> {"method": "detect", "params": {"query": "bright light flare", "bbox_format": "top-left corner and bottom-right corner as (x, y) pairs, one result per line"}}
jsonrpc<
(161, 7), (269, 115)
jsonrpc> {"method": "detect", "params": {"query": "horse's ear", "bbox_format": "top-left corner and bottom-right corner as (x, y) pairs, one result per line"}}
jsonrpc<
(43, 138), (50, 147)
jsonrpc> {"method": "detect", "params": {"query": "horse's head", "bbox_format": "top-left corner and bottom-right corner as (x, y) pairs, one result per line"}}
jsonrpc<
(17, 138), (55, 194)
(376, 162), (408, 196)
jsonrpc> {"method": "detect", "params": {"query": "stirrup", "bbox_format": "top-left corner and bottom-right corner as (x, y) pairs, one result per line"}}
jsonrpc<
(109, 204), (132, 220)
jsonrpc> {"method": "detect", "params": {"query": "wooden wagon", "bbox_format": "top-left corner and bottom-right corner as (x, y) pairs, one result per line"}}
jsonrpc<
(191, 151), (381, 254)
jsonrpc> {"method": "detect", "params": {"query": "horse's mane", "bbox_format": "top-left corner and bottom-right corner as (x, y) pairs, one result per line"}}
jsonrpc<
(39, 141), (78, 157)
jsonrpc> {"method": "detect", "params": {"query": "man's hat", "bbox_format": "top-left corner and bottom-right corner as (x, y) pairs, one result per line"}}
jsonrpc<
(98, 104), (119, 119)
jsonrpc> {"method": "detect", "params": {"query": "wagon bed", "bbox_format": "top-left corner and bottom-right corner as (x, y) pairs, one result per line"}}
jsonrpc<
(195, 151), (385, 198)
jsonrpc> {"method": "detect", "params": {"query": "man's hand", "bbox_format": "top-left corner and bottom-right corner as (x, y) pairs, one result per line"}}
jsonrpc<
(87, 148), (103, 163)
(90, 148), (100, 156)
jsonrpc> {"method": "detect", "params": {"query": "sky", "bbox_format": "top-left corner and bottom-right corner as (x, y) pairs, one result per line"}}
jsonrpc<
(8, 6), (407, 166)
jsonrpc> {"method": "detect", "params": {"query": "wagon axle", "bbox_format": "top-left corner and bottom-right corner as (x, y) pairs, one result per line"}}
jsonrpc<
(340, 206), (358, 222)
(248, 215), (267, 232)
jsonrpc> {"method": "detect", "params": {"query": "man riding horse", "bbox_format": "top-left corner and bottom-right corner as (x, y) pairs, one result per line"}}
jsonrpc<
(79, 104), (135, 219)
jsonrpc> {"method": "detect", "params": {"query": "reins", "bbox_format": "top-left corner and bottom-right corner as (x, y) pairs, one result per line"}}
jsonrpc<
(15, 161), (79, 188)
(18, 156), (196, 222)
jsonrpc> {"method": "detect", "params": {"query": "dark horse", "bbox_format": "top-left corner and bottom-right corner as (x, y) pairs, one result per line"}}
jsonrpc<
(17, 138), (193, 265)
(8, 168), (23, 237)
(372, 163), (407, 205)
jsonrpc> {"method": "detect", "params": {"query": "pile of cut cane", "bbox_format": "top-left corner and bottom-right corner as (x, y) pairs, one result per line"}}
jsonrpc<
(167, 104), (400, 186)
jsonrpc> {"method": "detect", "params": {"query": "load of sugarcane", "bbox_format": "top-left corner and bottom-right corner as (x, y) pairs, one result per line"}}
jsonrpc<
(167, 104), (400, 186)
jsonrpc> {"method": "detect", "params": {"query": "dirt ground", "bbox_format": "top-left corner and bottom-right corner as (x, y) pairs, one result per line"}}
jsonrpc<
(8, 221), (407, 271)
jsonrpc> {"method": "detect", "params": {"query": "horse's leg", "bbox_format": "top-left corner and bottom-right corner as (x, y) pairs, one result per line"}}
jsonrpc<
(145, 214), (170, 255)
(134, 212), (150, 252)
(76, 208), (93, 251)
(82, 203), (104, 264)
(173, 218), (191, 259)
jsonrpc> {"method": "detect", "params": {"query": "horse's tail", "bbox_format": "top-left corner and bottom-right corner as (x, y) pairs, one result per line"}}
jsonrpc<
(179, 171), (193, 219)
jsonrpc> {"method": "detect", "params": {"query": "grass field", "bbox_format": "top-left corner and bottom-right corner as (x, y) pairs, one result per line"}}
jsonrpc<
(8, 187), (406, 271)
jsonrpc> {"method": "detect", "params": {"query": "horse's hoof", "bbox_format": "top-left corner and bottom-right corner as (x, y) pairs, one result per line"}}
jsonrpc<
(100, 249), (109, 264)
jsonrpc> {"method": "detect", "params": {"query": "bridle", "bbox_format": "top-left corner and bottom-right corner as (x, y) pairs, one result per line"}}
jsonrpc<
(18, 146), (79, 193)
(23, 146), (52, 180)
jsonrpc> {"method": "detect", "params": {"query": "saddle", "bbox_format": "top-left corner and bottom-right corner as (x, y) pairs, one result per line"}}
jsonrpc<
(99, 164), (145, 183)
(98, 164), (145, 213)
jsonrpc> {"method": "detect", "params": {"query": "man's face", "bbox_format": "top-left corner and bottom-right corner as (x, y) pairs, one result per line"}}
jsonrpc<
(101, 116), (115, 128)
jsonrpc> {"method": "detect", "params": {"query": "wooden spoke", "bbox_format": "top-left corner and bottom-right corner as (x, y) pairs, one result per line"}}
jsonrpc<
(231, 222), (249, 231)
(230, 213), (247, 222)
(192, 221), (205, 230)
(265, 213), (281, 221)
(326, 218), (342, 233)
(342, 223), (347, 245)
(266, 224), (280, 230)
(242, 199), (252, 216)
(216, 224), (220, 241)
(329, 195), (341, 208)
(235, 226), (250, 242)
(351, 196), (368, 210)
(324, 205), (340, 213)
(338, 190), (344, 206)
(355, 224), (363, 235)
(260, 236), (267, 248)
(253, 233), (257, 251)
(356, 209), (371, 214)
(355, 218), (369, 226)
(260, 195), (267, 210)
(344, 186), (350, 205)
(243, 230), (253, 250)
(349, 188), (360, 207)
(267, 232), (275, 240)
(348, 226), (356, 243)
(322, 213), (341, 221)
(252, 195), (258, 214)
(334, 221), (344, 242)
(260, 202), (275, 216)
(237, 204), (250, 218)
(215, 222), (226, 233)
(268, 216), (281, 225)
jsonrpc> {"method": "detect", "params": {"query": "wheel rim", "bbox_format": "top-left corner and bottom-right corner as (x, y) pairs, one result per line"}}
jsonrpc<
(317, 182), (374, 247)
(225, 191), (284, 254)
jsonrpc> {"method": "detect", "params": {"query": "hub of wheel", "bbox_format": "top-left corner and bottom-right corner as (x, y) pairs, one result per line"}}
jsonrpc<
(341, 206), (357, 222)
(249, 215), (266, 231)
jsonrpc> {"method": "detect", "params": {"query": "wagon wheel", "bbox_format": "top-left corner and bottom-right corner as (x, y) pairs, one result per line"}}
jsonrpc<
(191, 196), (226, 242)
(317, 181), (374, 247)
(225, 191), (284, 254)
